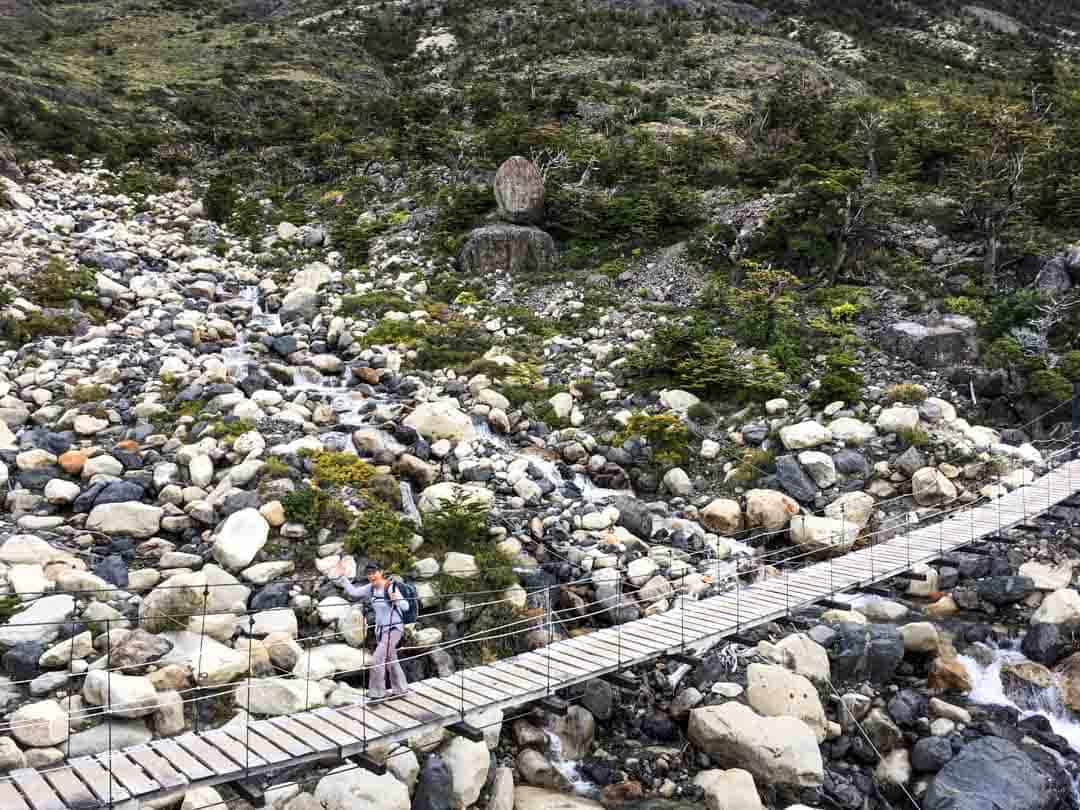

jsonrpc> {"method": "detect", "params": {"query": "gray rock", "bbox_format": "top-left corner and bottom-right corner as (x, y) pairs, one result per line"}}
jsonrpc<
(881, 317), (978, 368)
(923, 736), (1058, 810)
(65, 721), (152, 757)
(459, 224), (557, 276)
(775, 455), (817, 503)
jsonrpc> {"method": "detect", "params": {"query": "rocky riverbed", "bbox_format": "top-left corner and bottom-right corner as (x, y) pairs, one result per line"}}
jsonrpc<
(0, 160), (1077, 810)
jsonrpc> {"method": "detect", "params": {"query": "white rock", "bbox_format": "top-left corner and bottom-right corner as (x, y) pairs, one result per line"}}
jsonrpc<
(828, 417), (876, 444)
(10, 700), (68, 747)
(439, 736), (490, 807)
(314, 765), (409, 810)
(911, 467), (957, 506)
(876, 407), (919, 433)
(688, 702), (823, 787)
(0, 595), (75, 646)
(404, 399), (476, 442)
(789, 515), (858, 552)
(234, 677), (326, 715)
(660, 389), (700, 412)
(86, 503), (163, 539)
(797, 451), (837, 488)
(83, 671), (159, 718)
(694, 769), (763, 810)
(746, 663), (828, 742)
(779, 421), (832, 450)
(212, 508), (270, 570)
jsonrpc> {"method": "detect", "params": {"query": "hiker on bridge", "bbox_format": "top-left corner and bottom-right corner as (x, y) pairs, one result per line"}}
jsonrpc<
(336, 561), (411, 700)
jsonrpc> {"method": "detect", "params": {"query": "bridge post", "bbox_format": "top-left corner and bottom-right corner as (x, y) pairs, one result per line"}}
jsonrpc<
(1073, 383), (1080, 460)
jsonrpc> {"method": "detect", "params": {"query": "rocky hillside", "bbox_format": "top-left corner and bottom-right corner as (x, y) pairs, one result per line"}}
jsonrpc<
(1, 1), (1080, 810)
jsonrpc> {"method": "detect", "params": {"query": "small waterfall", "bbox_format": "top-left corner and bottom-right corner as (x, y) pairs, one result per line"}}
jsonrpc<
(472, 417), (510, 450)
(400, 482), (422, 528)
(543, 729), (597, 797)
(958, 643), (1080, 752)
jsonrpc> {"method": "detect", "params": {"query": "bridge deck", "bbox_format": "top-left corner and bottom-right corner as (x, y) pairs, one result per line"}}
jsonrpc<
(7, 459), (1080, 808)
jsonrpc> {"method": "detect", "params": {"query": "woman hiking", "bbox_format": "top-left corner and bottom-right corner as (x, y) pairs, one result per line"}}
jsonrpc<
(336, 561), (410, 701)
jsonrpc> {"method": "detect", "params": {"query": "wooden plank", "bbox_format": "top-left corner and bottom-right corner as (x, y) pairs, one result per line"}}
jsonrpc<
(95, 752), (159, 797)
(289, 712), (359, 748)
(551, 638), (619, 666)
(399, 686), (464, 718)
(175, 732), (243, 777)
(313, 706), (378, 744)
(409, 681), (476, 714)
(581, 629), (656, 656)
(221, 723), (292, 766)
(337, 702), (406, 737)
(369, 695), (439, 725)
(418, 677), (494, 709)
(248, 719), (315, 758)
(361, 701), (420, 731)
(9, 770), (65, 810)
(0, 782), (32, 810)
(148, 739), (215, 781)
(68, 757), (131, 804)
(544, 644), (614, 673)
(268, 716), (341, 751)
(126, 746), (188, 791)
(203, 728), (267, 771)
(41, 768), (97, 810)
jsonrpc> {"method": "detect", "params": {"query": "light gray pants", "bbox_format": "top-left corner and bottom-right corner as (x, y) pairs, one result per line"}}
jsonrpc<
(370, 626), (408, 697)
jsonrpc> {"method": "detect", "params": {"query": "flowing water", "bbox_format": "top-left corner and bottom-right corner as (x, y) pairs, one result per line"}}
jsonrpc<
(543, 729), (598, 797)
(958, 640), (1080, 801)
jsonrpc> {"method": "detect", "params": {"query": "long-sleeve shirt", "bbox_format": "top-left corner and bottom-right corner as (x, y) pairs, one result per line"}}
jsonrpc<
(338, 579), (403, 634)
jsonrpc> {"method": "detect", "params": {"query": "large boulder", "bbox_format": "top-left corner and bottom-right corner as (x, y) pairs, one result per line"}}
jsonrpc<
(314, 765), (409, 810)
(789, 515), (858, 553)
(823, 491), (875, 529)
(459, 224), (557, 276)
(694, 768), (763, 810)
(756, 633), (830, 685)
(0, 595), (75, 647)
(10, 699), (68, 747)
(212, 508), (270, 571)
(494, 156), (545, 224)
(86, 503), (163, 538)
(745, 489), (799, 530)
(438, 736), (489, 807)
(745, 663), (827, 742)
(687, 702), (823, 787)
(701, 498), (742, 535)
(1031, 588), (1080, 625)
(83, 671), (159, 718)
(912, 468), (958, 506)
(881, 317), (978, 368)
(405, 400), (477, 443)
(234, 677), (325, 715)
(876, 406), (919, 434)
(923, 736), (1059, 810)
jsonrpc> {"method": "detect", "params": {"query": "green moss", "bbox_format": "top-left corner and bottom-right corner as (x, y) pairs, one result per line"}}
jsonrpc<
(71, 384), (108, 403)
(211, 417), (255, 440)
(810, 353), (864, 408)
(896, 426), (930, 448)
(0, 312), (78, 344)
(360, 319), (428, 348)
(305, 450), (376, 488)
(339, 291), (412, 318)
(260, 458), (291, 480)
(883, 383), (928, 405)
(413, 322), (495, 372)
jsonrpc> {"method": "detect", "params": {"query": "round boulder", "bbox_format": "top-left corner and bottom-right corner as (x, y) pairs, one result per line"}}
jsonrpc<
(494, 156), (545, 224)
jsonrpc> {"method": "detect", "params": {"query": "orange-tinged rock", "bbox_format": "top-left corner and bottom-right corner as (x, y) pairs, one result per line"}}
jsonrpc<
(58, 450), (87, 475)
(928, 656), (973, 692)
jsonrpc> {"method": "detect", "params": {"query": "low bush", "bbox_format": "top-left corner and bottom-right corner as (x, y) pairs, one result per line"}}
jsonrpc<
(343, 501), (417, 574)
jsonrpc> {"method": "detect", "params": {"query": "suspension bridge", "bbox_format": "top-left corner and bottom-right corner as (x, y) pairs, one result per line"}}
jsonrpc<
(0, 445), (1078, 809)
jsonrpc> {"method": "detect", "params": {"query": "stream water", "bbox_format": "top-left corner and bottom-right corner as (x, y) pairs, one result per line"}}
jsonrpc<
(544, 728), (598, 797)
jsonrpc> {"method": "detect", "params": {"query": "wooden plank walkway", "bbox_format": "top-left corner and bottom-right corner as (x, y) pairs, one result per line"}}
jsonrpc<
(8, 459), (1080, 807)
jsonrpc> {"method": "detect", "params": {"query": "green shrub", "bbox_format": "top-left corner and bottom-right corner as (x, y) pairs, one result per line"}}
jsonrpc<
(343, 501), (416, 575)
(943, 296), (991, 324)
(1027, 369), (1072, 403)
(619, 412), (690, 467)
(414, 322), (494, 372)
(1058, 351), (1080, 383)
(29, 257), (96, 305)
(0, 312), (77, 344)
(423, 492), (490, 553)
(687, 401), (716, 422)
(282, 486), (352, 534)
(983, 336), (1026, 369)
(211, 418), (255, 440)
(360, 319), (428, 347)
(339, 291), (412, 318)
(811, 353), (864, 407)
(204, 174), (238, 224)
(260, 458), (291, 480)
